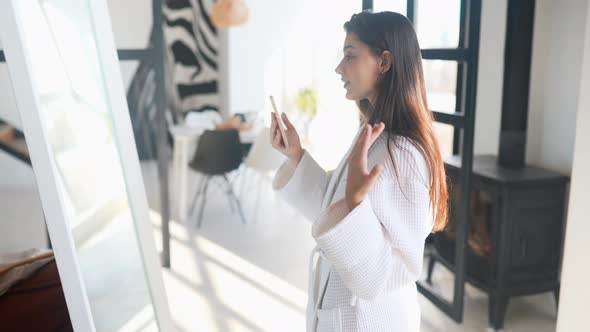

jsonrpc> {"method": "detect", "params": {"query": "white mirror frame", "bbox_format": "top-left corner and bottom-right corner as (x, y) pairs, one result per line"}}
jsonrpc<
(0, 0), (174, 331)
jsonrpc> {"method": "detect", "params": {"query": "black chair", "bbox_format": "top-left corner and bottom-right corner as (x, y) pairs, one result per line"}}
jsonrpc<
(188, 129), (246, 227)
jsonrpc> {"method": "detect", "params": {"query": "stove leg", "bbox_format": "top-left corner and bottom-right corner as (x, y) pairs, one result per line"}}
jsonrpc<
(489, 293), (509, 331)
(553, 285), (560, 313)
(426, 255), (437, 284)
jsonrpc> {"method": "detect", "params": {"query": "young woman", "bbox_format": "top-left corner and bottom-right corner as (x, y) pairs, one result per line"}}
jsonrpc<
(271, 11), (448, 331)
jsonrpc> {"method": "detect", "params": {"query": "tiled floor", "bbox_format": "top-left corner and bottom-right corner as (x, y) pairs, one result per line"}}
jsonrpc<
(140, 162), (558, 332)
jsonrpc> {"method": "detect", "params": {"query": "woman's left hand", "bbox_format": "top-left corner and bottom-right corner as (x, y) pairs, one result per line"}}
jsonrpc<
(345, 123), (386, 211)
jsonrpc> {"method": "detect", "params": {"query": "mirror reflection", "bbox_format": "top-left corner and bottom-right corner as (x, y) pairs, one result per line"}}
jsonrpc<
(18, 0), (157, 330)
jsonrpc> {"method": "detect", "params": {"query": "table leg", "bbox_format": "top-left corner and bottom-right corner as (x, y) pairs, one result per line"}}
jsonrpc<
(171, 137), (182, 220)
(178, 139), (190, 221)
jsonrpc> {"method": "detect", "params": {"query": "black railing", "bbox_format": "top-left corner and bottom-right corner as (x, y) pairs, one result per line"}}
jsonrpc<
(0, 140), (29, 165)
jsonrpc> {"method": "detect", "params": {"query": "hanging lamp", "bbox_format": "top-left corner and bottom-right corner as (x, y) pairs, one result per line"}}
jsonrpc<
(210, 0), (249, 28)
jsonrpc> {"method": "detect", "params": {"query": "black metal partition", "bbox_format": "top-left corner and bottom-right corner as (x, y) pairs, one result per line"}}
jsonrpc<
(363, 0), (481, 323)
(151, 0), (171, 269)
(0, 0), (171, 268)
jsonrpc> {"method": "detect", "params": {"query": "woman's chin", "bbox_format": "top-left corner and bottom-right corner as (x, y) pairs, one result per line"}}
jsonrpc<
(345, 92), (363, 101)
(345, 90), (357, 100)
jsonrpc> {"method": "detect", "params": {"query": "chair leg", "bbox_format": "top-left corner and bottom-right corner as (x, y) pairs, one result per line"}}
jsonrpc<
(226, 178), (236, 214)
(196, 177), (210, 228)
(224, 171), (244, 214)
(233, 192), (247, 225)
(231, 167), (243, 191)
(426, 254), (437, 284)
(189, 175), (206, 217)
(224, 175), (247, 224)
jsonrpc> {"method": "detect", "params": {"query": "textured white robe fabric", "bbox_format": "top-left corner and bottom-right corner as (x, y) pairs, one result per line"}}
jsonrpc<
(273, 129), (433, 331)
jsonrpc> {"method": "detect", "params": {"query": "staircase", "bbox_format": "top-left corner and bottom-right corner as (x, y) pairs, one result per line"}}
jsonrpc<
(0, 121), (30, 165)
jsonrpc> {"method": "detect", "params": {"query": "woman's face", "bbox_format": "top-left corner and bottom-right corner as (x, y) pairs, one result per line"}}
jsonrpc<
(335, 32), (382, 102)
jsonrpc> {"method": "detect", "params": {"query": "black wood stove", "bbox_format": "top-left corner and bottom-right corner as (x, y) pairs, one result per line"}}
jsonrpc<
(428, 155), (568, 329)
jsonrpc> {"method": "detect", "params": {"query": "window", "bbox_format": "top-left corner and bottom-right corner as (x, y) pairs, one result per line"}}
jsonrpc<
(423, 60), (458, 114)
(415, 0), (461, 48)
(372, 0), (406, 14)
(433, 122), (457, 158)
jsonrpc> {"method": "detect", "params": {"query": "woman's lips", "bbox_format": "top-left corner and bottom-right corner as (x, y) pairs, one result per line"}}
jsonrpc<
(344, 82), (350, 88)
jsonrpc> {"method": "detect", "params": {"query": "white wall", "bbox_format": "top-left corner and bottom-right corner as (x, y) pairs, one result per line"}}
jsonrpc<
(226, 0), (307, 114)
(556, 1), (590, 330)
(474, 0), (588, 177)
(527, 0), (589, 175)
(106, 0), (152, 87)
(473, 0), (507, 156)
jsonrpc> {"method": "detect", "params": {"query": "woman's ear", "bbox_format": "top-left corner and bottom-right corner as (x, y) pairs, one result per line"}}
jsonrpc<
(380, 50), (392, 73)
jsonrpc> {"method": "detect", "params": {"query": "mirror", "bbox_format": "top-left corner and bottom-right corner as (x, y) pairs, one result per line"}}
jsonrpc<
(0, 0), (173, 331)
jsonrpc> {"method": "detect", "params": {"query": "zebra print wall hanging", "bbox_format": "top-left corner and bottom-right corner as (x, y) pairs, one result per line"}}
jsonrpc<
(164, 0), (219, 115)
(126, 0), (219, 159)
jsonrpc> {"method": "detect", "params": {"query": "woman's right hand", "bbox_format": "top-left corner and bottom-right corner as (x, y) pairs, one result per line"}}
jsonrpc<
(270, 112), (303, 165)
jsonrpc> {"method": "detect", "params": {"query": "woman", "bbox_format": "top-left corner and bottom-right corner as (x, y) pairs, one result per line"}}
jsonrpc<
(271, 11), (448, 331)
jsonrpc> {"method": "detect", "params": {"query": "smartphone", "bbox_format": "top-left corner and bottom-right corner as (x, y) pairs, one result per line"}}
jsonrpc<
(269, 95), (289, 147)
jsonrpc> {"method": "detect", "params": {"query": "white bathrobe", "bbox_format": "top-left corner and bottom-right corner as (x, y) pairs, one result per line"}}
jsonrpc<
(273, 129), (433, 332)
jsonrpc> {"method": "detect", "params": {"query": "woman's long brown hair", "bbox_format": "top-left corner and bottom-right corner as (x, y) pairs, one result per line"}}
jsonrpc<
(344, 11), (448, 232)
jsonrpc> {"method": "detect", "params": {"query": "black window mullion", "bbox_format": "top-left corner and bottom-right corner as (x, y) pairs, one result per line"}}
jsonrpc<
(432, 111), (465, 128)
(453, 0), (469, 154)
(407, 0), (416, 23)
(422, 48), (469, 61)
(417, 0), (481, 324)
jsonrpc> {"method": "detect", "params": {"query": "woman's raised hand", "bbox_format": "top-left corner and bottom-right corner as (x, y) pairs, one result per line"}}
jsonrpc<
(345, 123), (385, 210)
(270, 112), (303, 165)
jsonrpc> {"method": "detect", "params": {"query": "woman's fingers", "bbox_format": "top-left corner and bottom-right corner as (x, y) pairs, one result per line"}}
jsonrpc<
(281, 112), (294, 131)
(346, 124), (386, 208)
(351, 123), (385, 174)
(360, 122), (385, 153)
(272, 126), (279, 145)
(361, 124), (373, 154)
(273, 127), (283, 148)
(368, 123), (385, 146)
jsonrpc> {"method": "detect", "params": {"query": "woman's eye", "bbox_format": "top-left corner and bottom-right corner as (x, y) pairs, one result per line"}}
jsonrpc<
(344, 55), (354, 62)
